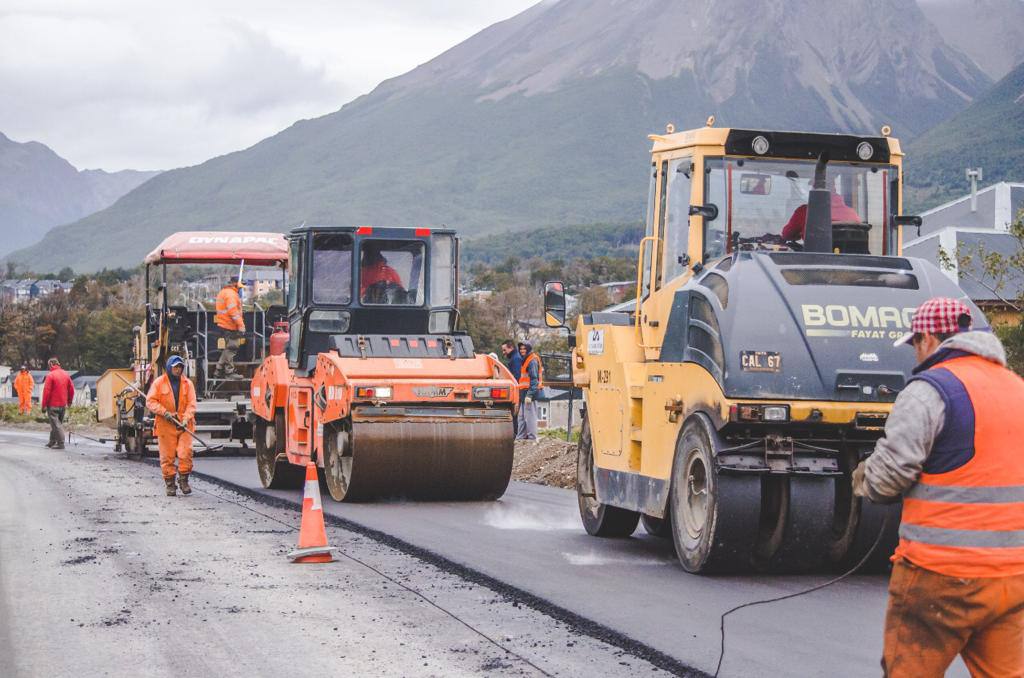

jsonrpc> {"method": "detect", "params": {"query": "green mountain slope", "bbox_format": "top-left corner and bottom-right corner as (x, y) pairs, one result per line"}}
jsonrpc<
(906, 61), (1024, 211)
(8, 0), (990, 272)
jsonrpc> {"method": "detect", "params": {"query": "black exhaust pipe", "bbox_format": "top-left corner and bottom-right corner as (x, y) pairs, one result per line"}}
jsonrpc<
(803, 152), (833, 253)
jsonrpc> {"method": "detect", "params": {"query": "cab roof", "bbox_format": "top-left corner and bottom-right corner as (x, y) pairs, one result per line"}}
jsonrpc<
(648, 126), (902, 162)
(287, 225), (457, 239)
(144, 231), (288, 266)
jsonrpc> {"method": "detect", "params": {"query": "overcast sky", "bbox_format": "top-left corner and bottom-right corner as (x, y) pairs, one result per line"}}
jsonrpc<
(0, 1), (537, 171)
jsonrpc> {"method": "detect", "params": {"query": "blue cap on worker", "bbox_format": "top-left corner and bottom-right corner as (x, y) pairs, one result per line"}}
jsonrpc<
(166, 355), (185, 371)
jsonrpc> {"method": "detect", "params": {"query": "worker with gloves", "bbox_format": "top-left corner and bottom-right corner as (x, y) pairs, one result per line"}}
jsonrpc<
(516, 342), (543, 441)
(853, 297), (1024, 677)
(214, 276), (245, 378)
(14, 365), (34, 415)
(41, 358), (74, 449)
(146, 355), (197, 497)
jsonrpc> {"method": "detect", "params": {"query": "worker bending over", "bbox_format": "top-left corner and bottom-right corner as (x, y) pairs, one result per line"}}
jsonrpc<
(147, 355), (197, 497)
(14, 365), (33, 415)
(214, 276), (245, 378)
(853, 297), (1024, 676)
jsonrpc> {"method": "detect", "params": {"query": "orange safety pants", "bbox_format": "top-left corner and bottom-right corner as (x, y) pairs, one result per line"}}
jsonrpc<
(158, 430), (193, 479)
(17, 396), (31, 415)
(883, 559), (1024, 677)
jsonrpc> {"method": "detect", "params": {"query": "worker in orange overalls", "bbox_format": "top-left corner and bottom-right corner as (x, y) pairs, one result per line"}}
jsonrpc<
(854, 298), (1024, 676)
(146, 355), (197, 497)
(213, 276), (245, 379)
(13, 365), (34, 415)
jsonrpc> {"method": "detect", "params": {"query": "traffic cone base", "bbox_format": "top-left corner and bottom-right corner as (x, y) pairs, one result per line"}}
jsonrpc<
(288, 460), (335, 564)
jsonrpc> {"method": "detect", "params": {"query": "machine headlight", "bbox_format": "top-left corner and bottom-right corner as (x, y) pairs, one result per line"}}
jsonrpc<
(429, 310), (454, 334)
(731, 404), (790, 422)
(308, 310), (351, 333)
(763, 406), (789, 422)
(856, 142), (874, 160)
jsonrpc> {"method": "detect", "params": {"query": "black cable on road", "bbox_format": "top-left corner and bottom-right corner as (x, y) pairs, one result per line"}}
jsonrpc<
(186, 467), (706, 677)
(713, 513), (892, 677)
(193, 483), (557, 678)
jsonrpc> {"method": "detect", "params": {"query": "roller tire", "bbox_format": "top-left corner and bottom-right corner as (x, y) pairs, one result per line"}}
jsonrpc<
(641, 514), (672, 538)
(668, 417), (760, 574)
(255, 410), (303, 489)
(828, 449), (901, 573)
(576, 416), (639, 538)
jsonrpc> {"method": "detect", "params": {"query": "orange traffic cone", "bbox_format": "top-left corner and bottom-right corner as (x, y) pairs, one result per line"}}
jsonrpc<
(287, 460), (335, 563)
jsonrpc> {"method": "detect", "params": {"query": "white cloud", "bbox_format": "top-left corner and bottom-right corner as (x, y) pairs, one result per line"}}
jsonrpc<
(0, 1), (537, 170)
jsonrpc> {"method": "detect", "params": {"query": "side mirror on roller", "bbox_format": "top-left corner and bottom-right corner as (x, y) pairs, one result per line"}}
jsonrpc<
(543, 280), (567, 329)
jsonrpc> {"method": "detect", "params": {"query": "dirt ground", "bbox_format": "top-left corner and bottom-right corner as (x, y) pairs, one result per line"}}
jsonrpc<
(512, 437), (577, 489)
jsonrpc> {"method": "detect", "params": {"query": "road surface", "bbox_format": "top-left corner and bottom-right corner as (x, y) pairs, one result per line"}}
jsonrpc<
(195, 456), (927, 678)
(0, 429), (668, 678)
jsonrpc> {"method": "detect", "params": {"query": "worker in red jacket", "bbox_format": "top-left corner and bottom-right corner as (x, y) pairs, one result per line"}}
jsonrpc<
(41, 357), (75, 450)
(360, 245), (404, 302)
(781, 192), (862, 241)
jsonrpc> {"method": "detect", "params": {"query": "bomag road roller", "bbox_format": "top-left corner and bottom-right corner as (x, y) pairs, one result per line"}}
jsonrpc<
(543, 124), (987, 573)
(250, 225), (518, 501)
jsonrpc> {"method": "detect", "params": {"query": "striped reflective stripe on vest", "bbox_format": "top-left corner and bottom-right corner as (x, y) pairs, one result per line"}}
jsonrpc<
(899, 524), (1024, 548)
(906, 483), (1024, 504)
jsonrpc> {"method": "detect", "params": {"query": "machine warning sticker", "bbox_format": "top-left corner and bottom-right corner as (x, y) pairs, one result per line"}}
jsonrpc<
(393, 358), (423, 369)
(588, 329), (605, 355)
(740, 351), (781, 372)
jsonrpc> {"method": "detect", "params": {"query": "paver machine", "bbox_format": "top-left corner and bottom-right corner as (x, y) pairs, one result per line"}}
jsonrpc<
(250, 225), (518, 501)
(543, 123), (987, 573)
(101, 231), (289, 457)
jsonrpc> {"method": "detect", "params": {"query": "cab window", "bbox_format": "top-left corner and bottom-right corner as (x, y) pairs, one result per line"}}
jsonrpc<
(312, 233), (353, 305)
(359, 240), (425, 306)
(663, 157), (692, 282)
(429, 234), (456, 307)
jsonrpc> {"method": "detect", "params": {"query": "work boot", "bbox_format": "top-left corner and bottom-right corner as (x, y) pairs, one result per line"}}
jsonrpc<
(45, 442), (54, 448)
(164, 476), (177, 497)
(178, 473), (192, 496)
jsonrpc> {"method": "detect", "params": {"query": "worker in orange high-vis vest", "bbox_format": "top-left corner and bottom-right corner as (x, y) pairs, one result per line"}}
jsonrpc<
(13, 365), (34, 415)
(854, 297), (1024, 677)
(213, 276), (245, 379)
(516, 342), (543, 441)
(146, 355), (197, 497)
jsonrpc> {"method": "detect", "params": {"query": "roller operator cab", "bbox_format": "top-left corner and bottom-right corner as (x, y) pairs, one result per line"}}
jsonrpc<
(250, 225), (518, 502)
(544, 126), (986, 574)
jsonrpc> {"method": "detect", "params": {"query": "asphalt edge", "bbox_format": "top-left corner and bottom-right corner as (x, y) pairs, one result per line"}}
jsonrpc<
(188, 467), (710, 678)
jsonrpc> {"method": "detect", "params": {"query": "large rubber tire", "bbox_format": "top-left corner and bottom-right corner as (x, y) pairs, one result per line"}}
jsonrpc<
(641, 514), (672, 538)
(255, 410), (303, 489)
(668, 417), (761, 574)
(754, 475), (834, 573)
(576, 416), (639, 537)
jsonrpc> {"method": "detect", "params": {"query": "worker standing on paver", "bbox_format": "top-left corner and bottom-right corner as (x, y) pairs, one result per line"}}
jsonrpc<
(214, 276), (245, 378)
(41, 358), (74, 450)
(853, 297), (1024, 677)
(516, 342), (542, 441)
(14, 365), (34, 415)
(146, 355), (197, 497)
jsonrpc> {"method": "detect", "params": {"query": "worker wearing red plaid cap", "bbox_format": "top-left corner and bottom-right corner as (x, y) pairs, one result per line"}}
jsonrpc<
(853, 297), (1024, 677)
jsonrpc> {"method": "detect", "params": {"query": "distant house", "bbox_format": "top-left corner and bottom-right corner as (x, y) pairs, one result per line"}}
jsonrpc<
(14, 280), (37, 304)
(535, 387), (584, 431)
(72, 375), (99, 406)
(905, 181), (1024, 326)
(0, 366), (12, 399)
(33, 279), (73, 298)
(243, 269), (285, 298)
